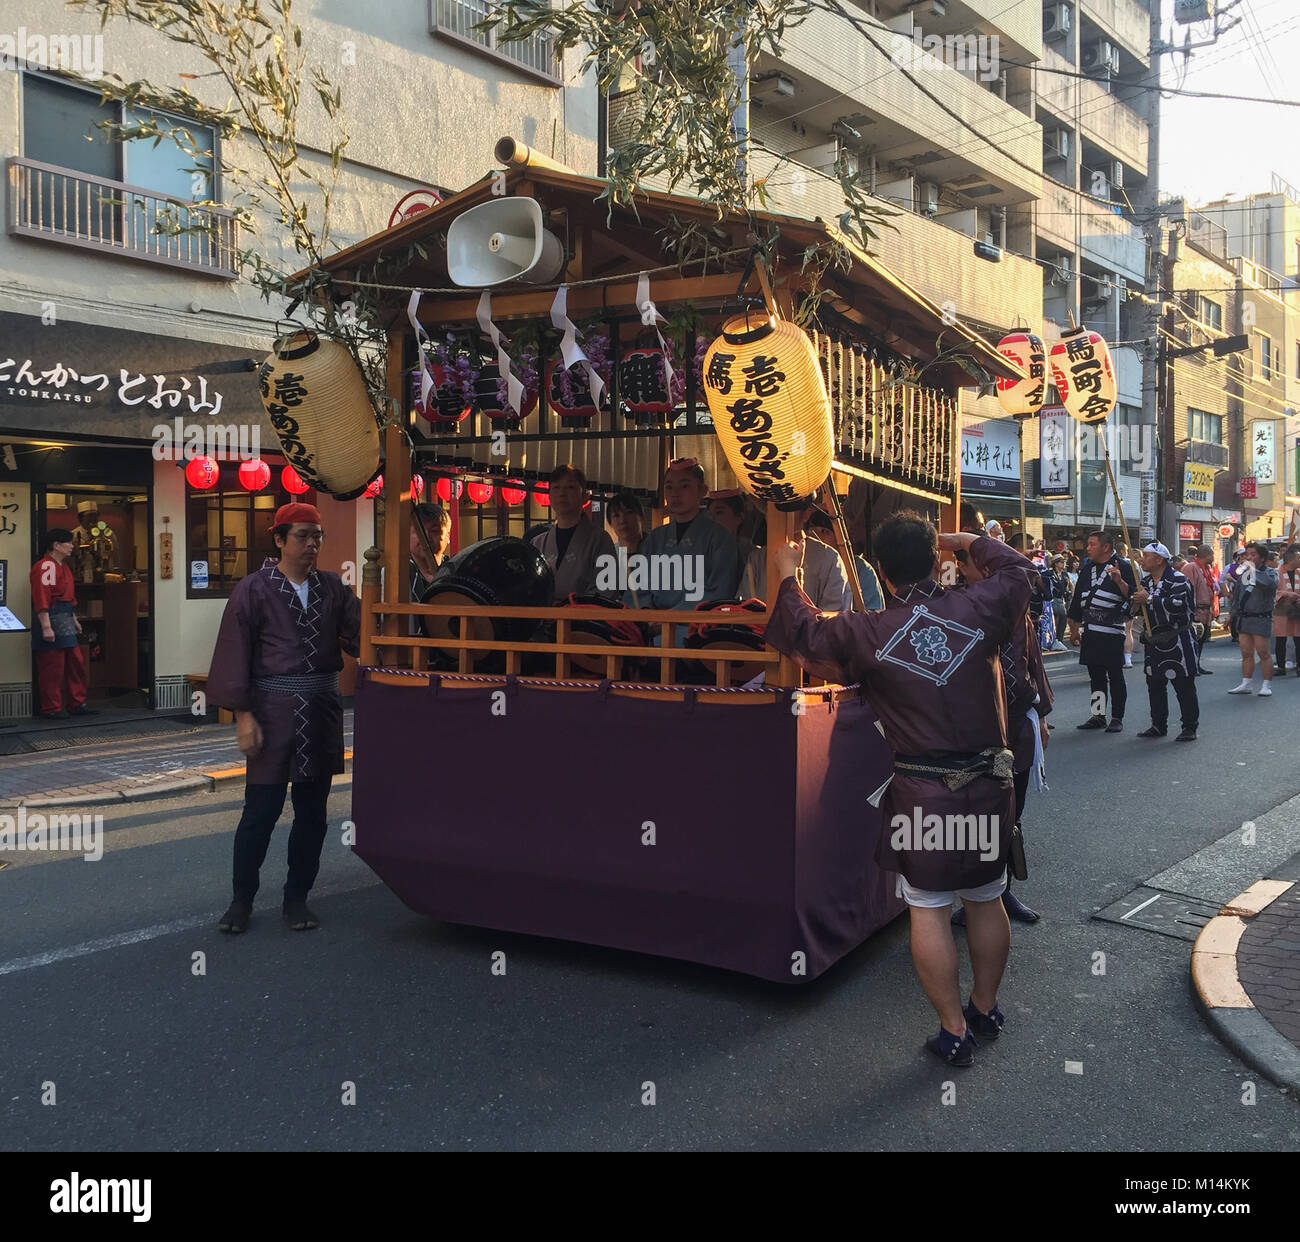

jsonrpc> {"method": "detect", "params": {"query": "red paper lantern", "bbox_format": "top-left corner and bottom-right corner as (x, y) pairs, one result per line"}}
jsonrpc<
(436, 476), (464, 503)
(1048, 328), (1117, 424)
(466, 480), (494, 504)
(363, 475), (384, 499)
(282, 464), (310, 495)
(533, 485), (549, 507)
(501, 481), (527, 506)
(411, 473), (425, 498)
(237, 459), (271, 491)
(993, 332), (1046, 417)
(185, 456), (220, 490)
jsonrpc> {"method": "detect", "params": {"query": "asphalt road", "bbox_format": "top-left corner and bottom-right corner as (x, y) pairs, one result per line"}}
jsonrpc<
(3, 636), (1298, 1151)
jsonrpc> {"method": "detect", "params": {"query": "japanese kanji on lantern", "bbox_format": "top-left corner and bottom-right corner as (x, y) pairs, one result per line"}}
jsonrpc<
(1048, 327), (1116, 424)
(257, 329), (381, 500)
(994, 331), (1046, 417)
(701, 316), (834, 511)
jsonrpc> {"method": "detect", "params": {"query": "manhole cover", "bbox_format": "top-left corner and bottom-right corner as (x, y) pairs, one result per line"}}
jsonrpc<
(1092, 887), (1222, 941)
(22, 734), (73, 752)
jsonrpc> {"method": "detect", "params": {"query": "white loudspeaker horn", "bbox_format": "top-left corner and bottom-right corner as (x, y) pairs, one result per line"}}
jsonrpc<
(446, 196), (566, 287)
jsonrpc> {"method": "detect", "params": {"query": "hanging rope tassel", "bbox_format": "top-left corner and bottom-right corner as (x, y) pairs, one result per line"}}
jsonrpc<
(635, 271), (674, 394)
(549, 285), (605, 408)
(407, 290), (435, 433)
(476, 290), (525, 415)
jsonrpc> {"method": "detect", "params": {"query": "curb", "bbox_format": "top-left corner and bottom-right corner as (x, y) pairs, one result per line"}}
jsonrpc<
(0, 752), (353, 809)
(1191, 875), (1300, 1094)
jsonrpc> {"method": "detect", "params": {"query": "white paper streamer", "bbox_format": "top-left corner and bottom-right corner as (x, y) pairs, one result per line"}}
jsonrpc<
(636, 271), (675, 393)
(549, 285), (605, 408)
(476, 291), (525, 415)
(406, 290), (434, 427)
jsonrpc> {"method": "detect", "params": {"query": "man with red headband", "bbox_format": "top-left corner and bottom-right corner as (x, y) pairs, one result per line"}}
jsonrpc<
(208, 503), (360, 934)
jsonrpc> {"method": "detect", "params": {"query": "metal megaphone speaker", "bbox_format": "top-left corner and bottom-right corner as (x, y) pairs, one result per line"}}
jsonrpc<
(446, 196), (566, 287)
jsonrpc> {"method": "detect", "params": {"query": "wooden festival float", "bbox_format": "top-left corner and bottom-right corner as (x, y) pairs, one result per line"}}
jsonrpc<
(305, 140), (1022, 982)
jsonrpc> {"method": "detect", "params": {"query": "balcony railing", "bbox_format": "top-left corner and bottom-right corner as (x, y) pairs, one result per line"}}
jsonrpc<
(7, 157), (238, 278)
(429, 0), (559, 85)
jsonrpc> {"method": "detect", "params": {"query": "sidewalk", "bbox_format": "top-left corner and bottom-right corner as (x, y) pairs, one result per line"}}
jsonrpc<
(1192, 850), (1300, 1093)
(0, 709), (353, 807)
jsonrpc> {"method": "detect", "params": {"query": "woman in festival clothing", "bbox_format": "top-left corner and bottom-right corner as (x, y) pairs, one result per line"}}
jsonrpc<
(1131, 542), (1200, 741)
(605, 490), (647, 558)
(1272, 544), (1300, 675)
(1228, 542), (1279, 697)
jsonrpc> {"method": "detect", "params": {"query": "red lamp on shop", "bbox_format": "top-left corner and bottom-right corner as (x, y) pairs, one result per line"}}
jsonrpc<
(501, 480), (527, 506)
(281, 464), (310, 496)
(466, 480), (495, 504)
(238, 459), (271, 491)
(533, 485), (549, 508)
(436, 476), (464, 503)
(185, 456), (220, 490)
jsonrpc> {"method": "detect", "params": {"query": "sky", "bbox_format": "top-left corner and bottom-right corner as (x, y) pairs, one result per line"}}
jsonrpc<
(1157, 0), (1300, 206)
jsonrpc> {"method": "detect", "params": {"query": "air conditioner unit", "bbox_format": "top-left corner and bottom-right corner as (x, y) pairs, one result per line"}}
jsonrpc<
(1043, 3), (1072, 39)
(752, 73), (796, 100)
(920, 182), (940, 215)
(1044, 128), (1071, 160)
(1116, 277), (1128, 295)
(1082, 40), (1116, 75)
(1110, 161), (1125, 188)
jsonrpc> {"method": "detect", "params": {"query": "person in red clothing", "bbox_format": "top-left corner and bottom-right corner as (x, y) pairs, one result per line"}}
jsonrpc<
(29, 528), (95, 719)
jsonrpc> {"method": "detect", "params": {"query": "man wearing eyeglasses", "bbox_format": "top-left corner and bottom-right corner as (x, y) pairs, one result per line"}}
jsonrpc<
(207, 502), (360, 934)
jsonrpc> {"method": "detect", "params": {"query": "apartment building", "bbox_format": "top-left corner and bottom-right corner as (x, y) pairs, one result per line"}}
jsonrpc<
(0, 1), (596, 719)
(1155, 203), (1296, 564)
(613, 0), (1157, 547)
(1193, 180), (1300, 535)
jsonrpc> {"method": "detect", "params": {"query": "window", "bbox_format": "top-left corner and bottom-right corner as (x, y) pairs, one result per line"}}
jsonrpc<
(16, 72), (230, 274)
(1296, 339), (1300, 380)
(1259, 332), (1274, 380)
(429, 0), (560, 85)
(1198, 297), (1222, 331)
(1188, 409), (1223, 445)
(186, 464), (313, 598)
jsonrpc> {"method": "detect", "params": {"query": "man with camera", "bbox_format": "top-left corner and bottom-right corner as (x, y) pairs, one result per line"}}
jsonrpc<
(1131, 541), (1200, 742)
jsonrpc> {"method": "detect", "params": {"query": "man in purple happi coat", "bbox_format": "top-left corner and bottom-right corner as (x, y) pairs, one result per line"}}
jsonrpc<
(766, 512), (1036, 1067)
(209, 503), (360, 933)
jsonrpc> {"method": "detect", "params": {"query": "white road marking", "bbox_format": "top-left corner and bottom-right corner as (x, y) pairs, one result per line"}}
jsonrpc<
(0, 874), (383, 977)
(1120, 893), (1162, 921)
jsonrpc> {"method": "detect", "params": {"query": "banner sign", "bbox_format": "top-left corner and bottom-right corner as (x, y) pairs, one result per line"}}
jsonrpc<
(1251, 420), (1275, 485)
(1183, 462), (1216, 506)
(961, 416), (1020, 498)
(1038, 406), (1071, 498)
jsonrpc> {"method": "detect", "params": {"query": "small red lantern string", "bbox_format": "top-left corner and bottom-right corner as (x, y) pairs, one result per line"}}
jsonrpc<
(281, 465), (310, 495)
(185, 457), (220, 490)
(466, 480), (495, 504)
(237, 459), (271, 491)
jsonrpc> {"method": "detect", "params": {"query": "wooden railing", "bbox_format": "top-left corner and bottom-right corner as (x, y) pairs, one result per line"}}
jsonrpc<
(363, 601), (788, 688)
(7, 156), (239, 278)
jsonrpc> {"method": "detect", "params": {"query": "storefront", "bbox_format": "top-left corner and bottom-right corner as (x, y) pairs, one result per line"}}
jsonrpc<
(0, 310), (363, 719)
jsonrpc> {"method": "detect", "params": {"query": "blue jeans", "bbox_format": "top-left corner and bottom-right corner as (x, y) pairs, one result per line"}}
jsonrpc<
(232, 778), (333, 903)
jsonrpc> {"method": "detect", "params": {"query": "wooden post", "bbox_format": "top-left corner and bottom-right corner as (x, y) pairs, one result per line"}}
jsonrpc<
(361, 545), (382, 667)
(766, 502), (802, 688)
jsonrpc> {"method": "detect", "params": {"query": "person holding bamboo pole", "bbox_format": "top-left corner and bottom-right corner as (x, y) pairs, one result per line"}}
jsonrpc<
(1066, 530), (1137, 734)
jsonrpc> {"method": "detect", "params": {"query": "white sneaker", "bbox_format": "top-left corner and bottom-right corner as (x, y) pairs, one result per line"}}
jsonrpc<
(1123, 656), (1132, 668)
(1287, 661), (1297, 670)
(1228, 681), (1254, 694)
(1258, 683), (1273, 697)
